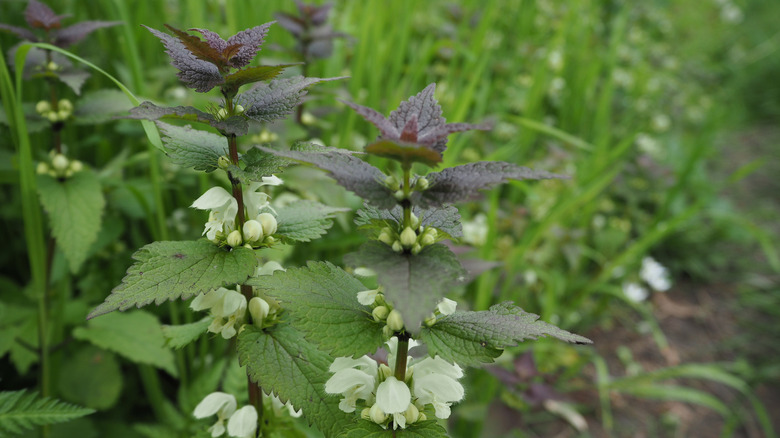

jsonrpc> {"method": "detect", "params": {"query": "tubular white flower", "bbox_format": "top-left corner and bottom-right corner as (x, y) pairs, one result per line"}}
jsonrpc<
(411, 356), (464, 419)
(242, 219), (264, 242)
(255, 260), (285, 276)
(437, 298), (457, 315)
(226, 405), (257, 438)
(193, 392), (237, 438)
(357, 289), (379, 306)
(192, 187), (238, 241)
(640, 257), (672, 291)
(325, 356), (378, 413)
(375, 376), (412, 429)
(248, 297), (270, 326)
(244, 177), (283, 219)
(256, 213), (277, 236)
(192, 287), (248, 339)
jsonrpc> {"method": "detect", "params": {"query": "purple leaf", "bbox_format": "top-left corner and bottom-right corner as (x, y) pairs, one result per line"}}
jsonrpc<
(24, 0), (69, 30)
(237, 75), (345, 123)
(273, 12), (305, 37)
(126, 101), (248, 136)
(144, 25), (224, 92)
(225, 22), (274, 68)
(258, 145), (397, 209)
(411, 161), (570, 208)
(389, 83), (444, 141)
(0, 24), (39, 41)
(189, 28), (228, 53)
(341, 101), (398, 139)
(52, 21), (120, 47)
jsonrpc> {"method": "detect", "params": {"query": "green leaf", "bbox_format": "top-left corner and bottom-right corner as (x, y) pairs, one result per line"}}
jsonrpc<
(37, 169), (105, 273)
(224, 64), (294, 90)
(0, 390), (95, 436)
(365, 139), (442, 168)
(73, 89), (134, 125)
(420, 302), (592, 366)
(337, 420), (448, 437)
(259, 146), (397, 209)
(57, 346), (123, 410)
(88, 240), (257, 319)
(355, 203), (462, 239)
(161, 317), (211, 350)
(127, 101), (248, 137)
(237, 76), (345, 123)
(157, 121), (228, 172)
(343, 242), (465, 334)
(248, 261), (385, 357)
(237, 324), (353, 437)
(73, 310), (177, 376)
(411, 161), (569, 208)
(227, 146), (293, 184)
(275, 200), (349, 243)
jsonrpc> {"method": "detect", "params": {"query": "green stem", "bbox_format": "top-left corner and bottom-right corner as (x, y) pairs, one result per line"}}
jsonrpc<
(393, 335), (409, 382)
(138, 365), (171, 425)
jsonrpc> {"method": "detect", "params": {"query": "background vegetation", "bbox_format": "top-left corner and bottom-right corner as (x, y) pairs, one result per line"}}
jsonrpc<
(1, 0), (778, 436)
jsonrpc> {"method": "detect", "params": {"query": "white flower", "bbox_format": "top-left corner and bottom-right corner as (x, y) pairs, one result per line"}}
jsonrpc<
(640, 257), (672, 291)
(193, 392), (237, 437)
(324, 356), (378, 413)
(265, 393), (302, 418)
(412, 357), (464, 419)
(357, 289), (379, 306)
(244, 176), (283, 219)
(437, 298), (457, 316)
(462, 213), (488, 246)
(226, 405), (257, 438)
(375, 376), (412, 429)
(623, 282), (649, 303)
(191, 287), (247, 339)
(192, 187), (238, 241)
(256, 261), (285, 276)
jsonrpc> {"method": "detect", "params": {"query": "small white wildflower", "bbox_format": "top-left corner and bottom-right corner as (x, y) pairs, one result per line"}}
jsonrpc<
(226, 405), (257, 438)
(193, 392), (237, 437)
(640, 257), (672, 291)
(357, 289), (379, 306)
(462, 213), (488, 246)
(436, 298), (457, 316)
(376, 376), (412, 429)
(324, 356), (378, 413)
(192, 187), (238, 241)
(191, 287), (247, 339)
(623, 282), (649, 302)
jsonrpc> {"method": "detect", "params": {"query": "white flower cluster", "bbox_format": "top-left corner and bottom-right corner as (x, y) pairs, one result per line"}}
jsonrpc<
(191, 176), (282, 248)
(325, 337), (465, 430)
(358, 286), (457, 337)
(193, 392), (257, 438)
(622, 256), (673, 303)
(36, 98), (72, 123)
(190, 262), (284, 338)
(376, 212), (439, 256)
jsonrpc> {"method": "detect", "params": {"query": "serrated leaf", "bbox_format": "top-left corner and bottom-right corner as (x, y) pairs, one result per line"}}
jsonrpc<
(225, 23), (274, 68)
(73, 89), (134, 125)
(365, 139), (442, 168)
(144, 25), (224, 92)
(87, 240), (257, 319)
(237, 324), (353, 438)
(420, 302), (592, 367)
(247, 262), (384, 357)
(52, 21), (120, 47)
(224, 64), (293, 90)
(259, 146), (396, 209)
(227, 146), (293, 184)
(37, 170), (105, 273)
(57, 346), (123, 410)
(237, 75), (345, 123)
(157, 121), (228, 172)
(24, 0), (67, 30)
(161, 317), (211, 350)
(127, 101), (248, 136)
(275, 200), (348, 243)
(355, 203), (462, 239)
(411, 161), (569, 208)
(337, 420), (448, 437)
(0, 390), (95, 436)
(57, 68), (90, 95)
(0, 24), (38, 41)
(73, 310), (177, 376)
(343, 242), (465, 334)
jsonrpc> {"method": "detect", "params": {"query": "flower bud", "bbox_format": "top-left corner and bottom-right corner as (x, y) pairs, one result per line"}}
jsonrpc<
(57, 110), (70, 121)
(47, 61), (59, 71)
(424, 313), (437, 327)
(217, 155), (231, 170)
(378, 364), (393, 381)
(35, 100), (51, 115)
(227, 230), (243, 247)
(415, 177), (429, 190)
(410, 213), (421, 230)
(58, 99), (73, 112)
(420, 232), (435, 246)
(69, 160), (83, 173)
(64, 169), (74, 178)
(216, 108), (229, 120)
(52, 153), (69, 171)
(377, 228), (394, 246)
(384, 175), (400, 191)
(382, 324), (394, 338)
(400, 227), (416, 248)
(47, 112), (59, 123)
(391, 241), (403, 253)
(369, 403), (387, 424)
(301, 111), (316, 125)
(235, 104), (245, 114)
(394, 190), (405, 201)
(242, 220), (264, 243)
(360, 407), (371, 421)
(386, 309), (404, 332)
(411, 243), (422, 255)
(256, 213), (277, 236)
(249, 297), (270, 327)
(36, 162), (49, 175)
(372, 305), (389, 322)
(264, 236), (275, 245)
(404, 403), (419, 425)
